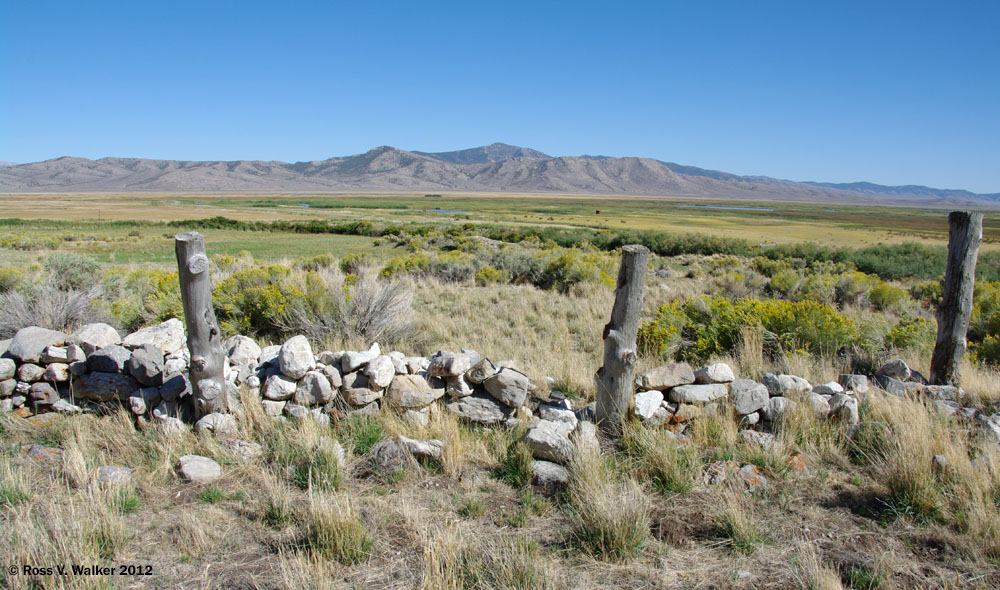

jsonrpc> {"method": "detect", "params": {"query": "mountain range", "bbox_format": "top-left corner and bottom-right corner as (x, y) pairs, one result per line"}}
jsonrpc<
(1, 143), (996, 207)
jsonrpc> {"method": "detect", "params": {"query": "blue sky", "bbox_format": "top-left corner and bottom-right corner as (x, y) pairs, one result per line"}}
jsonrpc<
(2, 1), (998, 192)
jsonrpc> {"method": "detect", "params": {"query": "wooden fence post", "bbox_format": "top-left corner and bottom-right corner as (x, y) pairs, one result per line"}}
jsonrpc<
(930, 211), (983, 386)
(596, 244), (650, 436)
(175, 232), (228, 417)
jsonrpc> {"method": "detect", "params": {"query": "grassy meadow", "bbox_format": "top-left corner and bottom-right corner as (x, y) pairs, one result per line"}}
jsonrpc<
(2, 192), (1000, 589)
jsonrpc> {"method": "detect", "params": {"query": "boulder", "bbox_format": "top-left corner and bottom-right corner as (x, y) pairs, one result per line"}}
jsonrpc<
(877, 359), (911, 381)
(126, 343), (165, 386)
(341, 343), (380, 373)
(761, 397), (797, 422)
(17, 363), (45, 382)
(0, 358), (14, 381)
(406, 356), (430, 374)
(483, 367), (531, 408)
(123, 319), (185, 355)
(261, 400), (286, 416)
(445, 375), (475, 398)
(315, 350), (342, 366)
(838, 374), (869, 393)
(762, 373), (811, 398)
(397, 435), (444, 461)
(284, 403), (309, 419)
(925, 385), (962, 401)
(86, 345), (131, 374)
(637, 362), (695, 391)
(225, 335), (261, 368)
(667, 383), (728, 404)
(159, 372), (191, 401)
(194, 413), (238, 436)
(385, 374), (444, 408)
(446, 393), (512, 424)
(262, 373), (297, 401)
(571, 420), (600, 456)
(874, 374), (907, 396)
(29, 382), (59, 405)
(44, 363), (70, 382)
(532, 460), (569, 489)
(403, 406), (430, 426)
(74, 372), (140, 402)
(319, 363), (343, 389)
(538, 402), (578, 429)
(8, 327), (68, 363)
(465, 358), (497, 384)
(808, 393), (831, 418)
(739, 464), (768, 493)
(427, 351), (471, 377)
(694, 363), (735, 384)
(634, 389), (665, 420)
(40, 346), (69, 364)
(934, 400), (960, 416)
(258, 344), (281, 366)
(341, 371), (382, 405)
(812, 382), (844, 395)
(177, 455), (221, 484)
(0, 379), (15, 397)
(729, 379), (768, 415)
(294, 370), (335, 406)
(353, 439), (413, 480)
(670, 403), (703, 423)
(829, 394), (859, 425)
(523, 419), (574, 464)
(278, 335), (315, 380)
(69, 323), (121, 356)
(51, 399), (81, 414)
(364, 355), (396, 389)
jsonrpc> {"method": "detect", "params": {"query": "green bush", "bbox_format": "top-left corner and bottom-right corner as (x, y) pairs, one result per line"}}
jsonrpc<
(339, 252), (372, 274)
(213, 264), (304, 336)
(43, 252), (101, 290)
(869, 283), (907, 311)
(0, 267), (25, 292)
(474, 265), (506, 286)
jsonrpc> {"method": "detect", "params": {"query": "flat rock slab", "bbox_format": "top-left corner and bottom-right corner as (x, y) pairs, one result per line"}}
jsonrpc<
(446, 393), (512, 424)
(74, 372), (140, 402)
(177, 454), (221, 484)
(637, 363), (695, 391)
(8, 327), (67, 363)
(386, 374), (443, 408)
(668, 383), (727, 404)
(123, 319), (186, 355)
(694, 363), (735, 384)
(483, 367), (530, 408)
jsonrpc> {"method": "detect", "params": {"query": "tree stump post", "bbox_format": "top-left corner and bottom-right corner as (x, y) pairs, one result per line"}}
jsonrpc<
(175, 232), (228, 417)
(596, 244), (650, 436)
(930, 211), (983, 386)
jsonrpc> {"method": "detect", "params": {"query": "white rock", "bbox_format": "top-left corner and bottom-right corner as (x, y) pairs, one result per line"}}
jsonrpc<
(0, 358), (14, 381)
(694, 363), (735, 384)
(194, 413), (238, 436)
(177, 455), (221, 484)
(341, 343), (381, 373)
(278, 335), (315, 380)
(263, 373), (297, 401)
(123, 319), (185, 355)
(262, 400), (286, 416)
(69, 323), (121, 356)
(532, 460), (569, 488)
(877, 359), (911, 381)
(483, 367), (531, 408)
(397, 435), (444, 461)
(445, 375), (475, 398)
(364, 355), (396, 389)
(294, 370), (335, 406)
(761, 397), (797, 422)
(634, 390), (665, 419)
(729, 379), (769, 414)
(668, 383), (728, 404)
(762, 373), (811, 398)
(523, 419), (574, 464)
(812, 382), (844, 395)
(427, 351), (472, 377)
(637, 363), (695, 390)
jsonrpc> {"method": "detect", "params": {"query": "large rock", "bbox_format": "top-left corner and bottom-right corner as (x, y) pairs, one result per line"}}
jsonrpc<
(8, 327), (67, 363)
(0, 358), (15, 381)
(445, 375), (475, 398)
(829, 394), (859, 425)
(877, 359), (911, 381)
(294, 370), (335, 406)
(123, 319), (185, 355)
(838, 374), (869, 394)
(364, 355), (396, 389)
(523, 419), (574, 464)
(74, 372), (140, 402)
(874, 374), (908, 396)
(341, 371), (382, 405)
(177, 455), (221, 484)
(532, 460), (569, 490)
(17, 363), (45, 382)
(761, 397), (797, 422)
(341, 343), (381, 373)
(812, 382), (844, 395)
(225, 335), (261, 368)
(465, 358), (496, 384)
(427, 351), (471, 377)
(762, 373), (811, 398)
(483, 367), (530, 408)
(44, 363), (70, 382)
(807, 393), (831, 418)
(194, 413), (238, 436)
(0, 379), (16, 397)
(87, 344), (132, 373)
(729, 379), (768, 415)
(262, 373), (297, 401)
(385, 374), (444, 408)
(159, 372), (191, 401)
(278, 335), (315, 380)
(69, 323), (121, 356)
(637, 363), (695, 391)
(446, 393), (512, 424)
(694, 363), (735, 384)
(126, 343), (164, 386)
(634, 390), (665, 420)
(667, 383), (728, 404)
(397, 435), (444, 461)
(29, 382), (59, 405)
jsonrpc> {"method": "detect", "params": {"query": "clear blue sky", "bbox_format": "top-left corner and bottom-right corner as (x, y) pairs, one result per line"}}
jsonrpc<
(2, 1), (998, 192)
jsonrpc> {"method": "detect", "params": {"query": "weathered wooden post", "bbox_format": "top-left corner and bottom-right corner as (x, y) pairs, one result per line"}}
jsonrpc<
(596, 244), (650, 436)
(930, 211), (983, 386)
(175, 232), (228, 417)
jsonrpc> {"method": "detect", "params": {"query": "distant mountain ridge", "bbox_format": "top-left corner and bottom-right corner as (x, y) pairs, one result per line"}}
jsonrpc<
(1, 143), (996, 207)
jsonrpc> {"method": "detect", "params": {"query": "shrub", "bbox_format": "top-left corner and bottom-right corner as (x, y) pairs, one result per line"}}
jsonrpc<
(339, 252), (372, 274)
(213, 264), (302, 337)
(869, 283), (907, 311)
(0, 284), (106, 338)
(305, 497), (373, 565)
(0, 266), (25, 292)
(473, 265), (506, 286)
(340, 272), (413, 344)
(836, 271), (878, 306)
(43, 252), (101, 290)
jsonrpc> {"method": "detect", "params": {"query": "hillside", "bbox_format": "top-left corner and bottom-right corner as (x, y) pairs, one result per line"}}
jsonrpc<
(1, 143), (997, 208)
